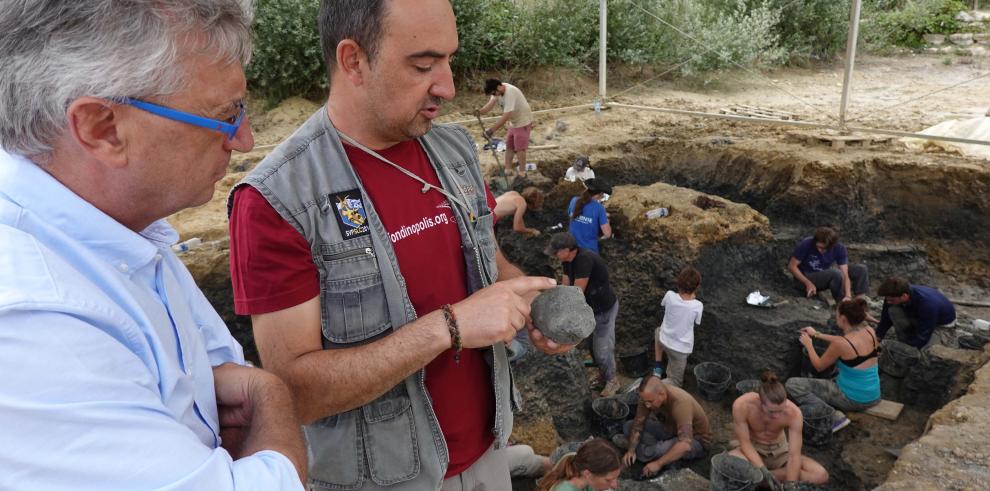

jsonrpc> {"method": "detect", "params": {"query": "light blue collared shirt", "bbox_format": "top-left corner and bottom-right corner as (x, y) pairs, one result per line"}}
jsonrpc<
(0, 149), (302, 490)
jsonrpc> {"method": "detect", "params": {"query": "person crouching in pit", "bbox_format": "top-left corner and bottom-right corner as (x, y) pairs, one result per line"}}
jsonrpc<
(618, 376), (711, 478)
(730, 372), (829, 487)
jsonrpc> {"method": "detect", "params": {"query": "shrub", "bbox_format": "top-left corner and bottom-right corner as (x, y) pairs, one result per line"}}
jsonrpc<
(247, 0), (326, 105)
(862, 0), (968, 50)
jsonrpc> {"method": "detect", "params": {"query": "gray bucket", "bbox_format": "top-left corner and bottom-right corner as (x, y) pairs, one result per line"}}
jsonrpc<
(879, 339), (920, 378)
(710, 452), (763, 491)
(801, 402), (835, 448)
(549, 441), (584, 467)
(694, 362), (732, 401)
(735, 379), (760, 395)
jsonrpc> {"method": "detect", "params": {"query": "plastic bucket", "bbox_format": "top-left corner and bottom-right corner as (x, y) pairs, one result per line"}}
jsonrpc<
(591, 397), (630, 437)
(694, 362), (732, 401)
(801, 402), (835, 448)
(549, 441), (584, 467)
(710, 452), (763, 491)
(879, 339), (920, 378)
(735, 379), (760, 395)
(618, 348), (650, 377)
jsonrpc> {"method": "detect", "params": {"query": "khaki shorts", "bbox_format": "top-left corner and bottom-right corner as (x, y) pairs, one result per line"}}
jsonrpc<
(732, 434), (789, 470)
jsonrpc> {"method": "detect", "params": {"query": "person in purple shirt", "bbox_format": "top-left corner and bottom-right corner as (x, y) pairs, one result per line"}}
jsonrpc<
(788, 227), (870, 303)
(876, 277), (956, 349)
(567, 178), (612, 254)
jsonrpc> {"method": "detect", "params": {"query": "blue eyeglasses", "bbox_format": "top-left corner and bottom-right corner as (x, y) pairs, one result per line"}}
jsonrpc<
(118, 97), (246, 141)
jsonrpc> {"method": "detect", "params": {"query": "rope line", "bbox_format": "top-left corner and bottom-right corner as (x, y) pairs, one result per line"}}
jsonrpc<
(844, 69), (990, 124)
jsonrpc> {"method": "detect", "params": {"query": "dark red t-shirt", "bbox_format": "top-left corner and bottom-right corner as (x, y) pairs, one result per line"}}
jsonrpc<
(229, 139), (496, 477)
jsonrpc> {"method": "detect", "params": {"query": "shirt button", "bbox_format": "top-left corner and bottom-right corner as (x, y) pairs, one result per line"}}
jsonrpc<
(118, 263), (129, 273)
(154, 254), (163, 262)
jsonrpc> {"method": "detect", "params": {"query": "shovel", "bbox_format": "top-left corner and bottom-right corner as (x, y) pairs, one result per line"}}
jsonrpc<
(475, 112), (510, 190)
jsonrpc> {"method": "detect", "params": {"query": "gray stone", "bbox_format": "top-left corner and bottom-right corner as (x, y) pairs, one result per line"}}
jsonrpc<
(975, 33), (990, 44)
(955, 11), (975, 23)
(949, 33), (974, 45)
(923, 34), (946, 46)
(530, 286), (596, 345)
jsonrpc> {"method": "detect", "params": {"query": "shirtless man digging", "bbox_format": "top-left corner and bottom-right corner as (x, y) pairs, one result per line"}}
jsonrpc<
(730, 372), (829, 488)
(494, 187), (544, 236)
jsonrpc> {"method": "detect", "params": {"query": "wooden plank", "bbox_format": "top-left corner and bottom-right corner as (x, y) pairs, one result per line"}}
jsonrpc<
(865, 400), (904, 421)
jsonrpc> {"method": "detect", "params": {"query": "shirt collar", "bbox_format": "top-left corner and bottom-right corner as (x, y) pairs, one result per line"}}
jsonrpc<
(0, 149), (177, 273)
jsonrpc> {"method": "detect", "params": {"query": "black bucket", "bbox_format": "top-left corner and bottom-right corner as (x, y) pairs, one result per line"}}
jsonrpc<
(591, 397), (629, 437)
(618, 348), (650, 377)
(879, 339), (920, 378)
(549, 441), (584, 467)
(710, 452), (763, 491)
(735, 379), (760, 395)
(694, 362), (732, 401)
(801, 402), (835, 448)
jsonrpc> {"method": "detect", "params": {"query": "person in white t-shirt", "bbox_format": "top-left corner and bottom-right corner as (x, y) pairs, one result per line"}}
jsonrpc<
(655, 267), (704, 387)
(564, 155), (595, 182)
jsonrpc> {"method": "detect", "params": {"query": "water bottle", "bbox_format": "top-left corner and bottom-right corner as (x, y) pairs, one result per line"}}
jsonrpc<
(645, 207), (669, 219)
(171, 237), (202, 253)
(594, 99), (601, 116)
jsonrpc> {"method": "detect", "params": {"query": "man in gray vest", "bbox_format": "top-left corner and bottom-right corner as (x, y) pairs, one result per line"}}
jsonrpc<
(227, 1), (569, 490)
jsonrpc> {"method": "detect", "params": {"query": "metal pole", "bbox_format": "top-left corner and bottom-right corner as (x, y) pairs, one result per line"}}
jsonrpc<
(839, 0), (863, 127)
(599, 0), (607, 103)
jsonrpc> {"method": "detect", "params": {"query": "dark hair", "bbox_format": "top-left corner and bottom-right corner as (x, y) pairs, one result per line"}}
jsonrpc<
(484, 78), (502, 95)
(536, 439), (620, 491)
(571, 189), (594, 220)
(877, 276), (910, 298)
(757, 371), (787, 405)
(837, 297), (868, 325)
(521, 187), (544, 210)
(319, 0), (389, 75)
(676, 267), (701, 293)
(812, 227), (839, 249)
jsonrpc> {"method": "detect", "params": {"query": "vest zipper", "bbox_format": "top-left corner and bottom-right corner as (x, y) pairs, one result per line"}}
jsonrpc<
(322, 247), (375, 261)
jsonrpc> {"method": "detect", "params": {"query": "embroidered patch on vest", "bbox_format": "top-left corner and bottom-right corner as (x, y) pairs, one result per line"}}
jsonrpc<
(330, 190), (370, 240)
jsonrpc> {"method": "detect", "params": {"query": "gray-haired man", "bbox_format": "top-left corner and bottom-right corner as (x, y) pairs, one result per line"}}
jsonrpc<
(0, 1), (306, 489)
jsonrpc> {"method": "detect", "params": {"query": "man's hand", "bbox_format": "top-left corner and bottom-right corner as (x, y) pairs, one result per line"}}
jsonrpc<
(623, 450), (637, 467)
(642, 460), (663, 477)
(804, 282), (817, 298)
(453, 276), (556, 348)
(473, 109), (481, 118)
(527, 325), (574, 355)
(483, 128), (494, 139)
(214, 363), (264, 458)
(213, 363), (307, 482)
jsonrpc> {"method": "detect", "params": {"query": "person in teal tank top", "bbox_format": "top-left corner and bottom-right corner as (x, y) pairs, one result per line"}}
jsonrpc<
(537, 438), (620, 491)
(788, 298), (882, 433)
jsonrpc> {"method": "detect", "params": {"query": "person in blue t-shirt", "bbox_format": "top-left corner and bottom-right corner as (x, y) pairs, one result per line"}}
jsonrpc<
(788, 227), (869, 303)
(567, 178), (612, 253)
(876, 276), (956, 349)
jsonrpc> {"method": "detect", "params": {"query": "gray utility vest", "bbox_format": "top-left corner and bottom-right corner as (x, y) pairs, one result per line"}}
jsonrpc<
(228, 107), (517, 491)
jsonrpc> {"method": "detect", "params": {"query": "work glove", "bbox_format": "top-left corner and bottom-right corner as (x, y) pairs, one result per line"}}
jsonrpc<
(483, 128), (494, 138)
(760, 467), (784, 491)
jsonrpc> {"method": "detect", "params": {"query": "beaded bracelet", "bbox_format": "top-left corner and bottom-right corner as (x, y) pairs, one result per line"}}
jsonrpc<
(441, 304), (462, 364)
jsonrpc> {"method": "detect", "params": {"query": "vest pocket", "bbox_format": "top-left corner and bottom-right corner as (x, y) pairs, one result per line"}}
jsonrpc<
(362, 385), (420, 485)
(319, 242), (392, 344)
(305, 412), (365, 490)
(473, 211), (499, 283)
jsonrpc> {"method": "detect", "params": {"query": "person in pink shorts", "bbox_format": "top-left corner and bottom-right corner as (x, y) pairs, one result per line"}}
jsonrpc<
(478, 78), (534, 176)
